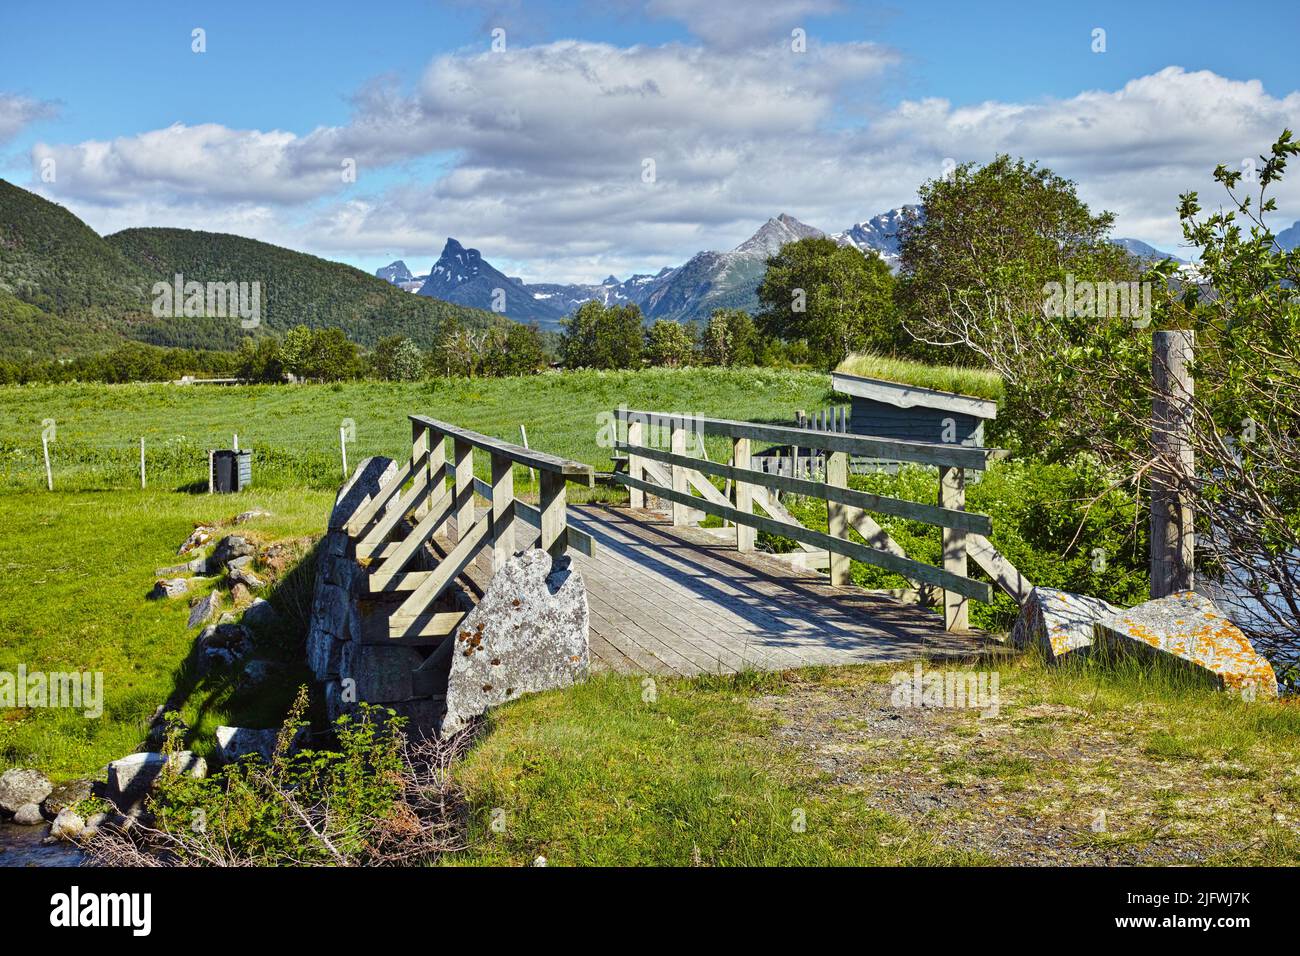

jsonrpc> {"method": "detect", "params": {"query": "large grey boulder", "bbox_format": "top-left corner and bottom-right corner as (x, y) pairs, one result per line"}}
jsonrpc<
(440, 549), (589, 735)
(0, 767), (52, 813)
(105, 752), (207, 808)
(1010, 587), (1122, 663)
(1093, 591), (1279, 699)
(241, 597), (280, 630)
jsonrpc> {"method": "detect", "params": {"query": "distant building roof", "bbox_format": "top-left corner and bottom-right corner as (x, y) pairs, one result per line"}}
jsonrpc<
(830, 371), (998, 421)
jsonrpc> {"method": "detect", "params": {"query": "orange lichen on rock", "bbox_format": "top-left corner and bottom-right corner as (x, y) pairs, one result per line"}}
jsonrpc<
(1095, 591), (1277, 700)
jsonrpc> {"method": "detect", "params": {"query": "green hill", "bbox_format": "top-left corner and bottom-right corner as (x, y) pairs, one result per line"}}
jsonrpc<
(108, 227), (498, 349)
(0, 178), (499, 361)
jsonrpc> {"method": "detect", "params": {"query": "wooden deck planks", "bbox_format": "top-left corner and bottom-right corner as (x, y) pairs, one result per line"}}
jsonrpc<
(563, 505), (991, 677)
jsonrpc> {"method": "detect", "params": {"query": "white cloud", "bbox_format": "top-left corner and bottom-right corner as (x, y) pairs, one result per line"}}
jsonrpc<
(0, 92), (58, 145)
(24, 50), (1300, 281)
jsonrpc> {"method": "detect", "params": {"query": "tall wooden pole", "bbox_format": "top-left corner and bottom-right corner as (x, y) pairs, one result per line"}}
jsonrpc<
(1150, 330), (1195, 598)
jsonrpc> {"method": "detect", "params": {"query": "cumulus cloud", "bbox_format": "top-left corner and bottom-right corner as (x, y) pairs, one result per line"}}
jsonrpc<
(25, 46), (1300, 281)
(0, 92), (59, 145)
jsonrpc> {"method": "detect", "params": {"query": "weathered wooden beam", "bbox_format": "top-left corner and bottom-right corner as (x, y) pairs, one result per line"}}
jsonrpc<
(615, 407), (994, 470)
(733, 436), (754, 552)
(939, 465), (970, 631)
(366, 493), (452, 589)
(452, 438), (475, 544)
(394, 512), (492, 620)
(539, 470), (568, 558)
(355, 461), (445, 559)
(409, 414), (595, 483)
(615, 472), (992, 602)
(826, 450), (849, 587)
(470, 476), (597, 558)
(490, 451), (516, 571)
(617, 441), (992, 533)
(966, 532), (1034, 605)
(670, 423), (689, 526)
(627, 418), (645, 509)
(1150, 329), (1195, 598)
(344, 454), (418, 536)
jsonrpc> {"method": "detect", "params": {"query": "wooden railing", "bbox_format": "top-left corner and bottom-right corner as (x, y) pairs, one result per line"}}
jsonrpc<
(612, 408), (1032, 632)
(343, 415), (595, 642)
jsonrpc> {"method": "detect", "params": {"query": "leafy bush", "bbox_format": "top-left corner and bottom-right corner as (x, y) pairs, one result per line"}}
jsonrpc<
(773, 459), (1148, 631)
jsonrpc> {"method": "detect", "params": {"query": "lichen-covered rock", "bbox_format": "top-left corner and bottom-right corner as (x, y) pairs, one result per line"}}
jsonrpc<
(233, 509), (271, 524)
(1094, 591), (1278, 699)
(12, 802), (44, 825)
(188, 591), (222, 629)
(42, 779), (92, 816)
(440, 549), (589, 736)
(51, 806), (86, 841)
(0, 767), (52, 813)
(1010, 587), (1121, 663)
(211, 534), (255, 568)
(178, 525), (216, 555)
(149, 578), (190, 600)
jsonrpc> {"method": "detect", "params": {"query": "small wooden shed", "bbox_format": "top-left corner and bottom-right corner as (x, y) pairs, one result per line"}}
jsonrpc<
(829, 371), (997, 449)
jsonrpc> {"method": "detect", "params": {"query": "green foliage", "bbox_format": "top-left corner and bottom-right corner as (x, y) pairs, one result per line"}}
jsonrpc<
(148, 696), (409, 865)
(757, 236), (898, 368)
(371, 336), (425, 382)
(779, 460), (1148, 631)
(699, 308), (758, 366)
(644, 319), (695, 367)
(834, 351), (1004, 401)
(561, 300), (645, 369)
(481, 322), (547, 377)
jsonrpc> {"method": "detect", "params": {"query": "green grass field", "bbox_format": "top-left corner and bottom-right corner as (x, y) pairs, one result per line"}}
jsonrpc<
(0, 367), (835, 495)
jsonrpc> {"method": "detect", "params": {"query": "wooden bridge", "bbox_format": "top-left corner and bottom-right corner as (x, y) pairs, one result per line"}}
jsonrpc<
(340, 410), (1034, 678)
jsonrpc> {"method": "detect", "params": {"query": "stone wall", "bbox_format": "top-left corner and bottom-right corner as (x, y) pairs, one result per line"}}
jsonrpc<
(305, 457), (590, 738)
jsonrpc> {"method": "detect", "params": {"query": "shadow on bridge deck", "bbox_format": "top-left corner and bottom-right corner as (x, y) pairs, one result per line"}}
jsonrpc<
(559, 505), (996, 677)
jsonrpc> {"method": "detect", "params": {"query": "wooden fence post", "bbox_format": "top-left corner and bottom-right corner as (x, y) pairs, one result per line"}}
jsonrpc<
(340, 425), (349, 478)
(139, 437), (146, 489)
(733, 436), (754, 552)
(539, 470), (567, 558)
(491, 451), (516, 570)
(1151, 329), (1195, 597)
(670, 419), (689, 526)
(939, 465), (969, 631)
(452, 438), (475, 542)
(42, 434), (53, 491)
(826, 450), (849, 586)
(627, 418), (644, 509)
(519, 424), (536, 490)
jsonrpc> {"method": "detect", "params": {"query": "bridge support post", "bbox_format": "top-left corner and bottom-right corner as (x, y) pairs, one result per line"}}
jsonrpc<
(939, 465), (969, 631)
(826, 451), (849, 586)
(627, 418), (644, 509)
(491, 452), (516, 571)
(453, 438), (475, 542)
(670, 421), (689, 526)
(411, 421), (430, 518)
(733, 436), (754, 552)
(539, 470), (568, 559)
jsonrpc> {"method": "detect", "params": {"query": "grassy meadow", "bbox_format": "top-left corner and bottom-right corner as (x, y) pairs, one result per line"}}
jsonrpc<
(0, 367), (835, 495)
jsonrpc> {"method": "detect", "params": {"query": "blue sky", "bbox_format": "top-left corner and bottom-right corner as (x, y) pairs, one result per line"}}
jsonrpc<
(2, 0), (1298, 281)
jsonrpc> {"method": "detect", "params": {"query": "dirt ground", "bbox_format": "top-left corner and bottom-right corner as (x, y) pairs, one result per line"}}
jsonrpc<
(750, 671), (1300, 865)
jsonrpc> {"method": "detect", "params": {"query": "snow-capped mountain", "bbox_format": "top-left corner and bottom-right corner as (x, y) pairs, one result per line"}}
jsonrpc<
(414, 238), (565, 325)
(831, 205), (922, 269)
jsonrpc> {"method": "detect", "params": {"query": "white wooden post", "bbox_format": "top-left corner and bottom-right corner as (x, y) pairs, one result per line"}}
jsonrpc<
(339, 425), (349, 478)
(670, 419), (688, 526)
(733, 436), (754, 552)
(939, 465), (969, 631)
(519, 424), (536, 490)
(627, 418), (644, 509)
(827, 450), (849, 586)
(140, 437), (146, 489)
(42, 435), (52, 491)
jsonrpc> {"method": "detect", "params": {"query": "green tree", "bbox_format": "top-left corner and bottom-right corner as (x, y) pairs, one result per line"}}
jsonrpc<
(644, 319), (695, 368)
(482, 322), (547, 377)
(371, 335), (424, 381)
(236, 336), (284, 382)
(561, 301), (644, 369)
(279, 325), (314, 379)
(699, 308), (758, 366)
(757, 237), (897, 369)
(300, 327), (361, 381)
